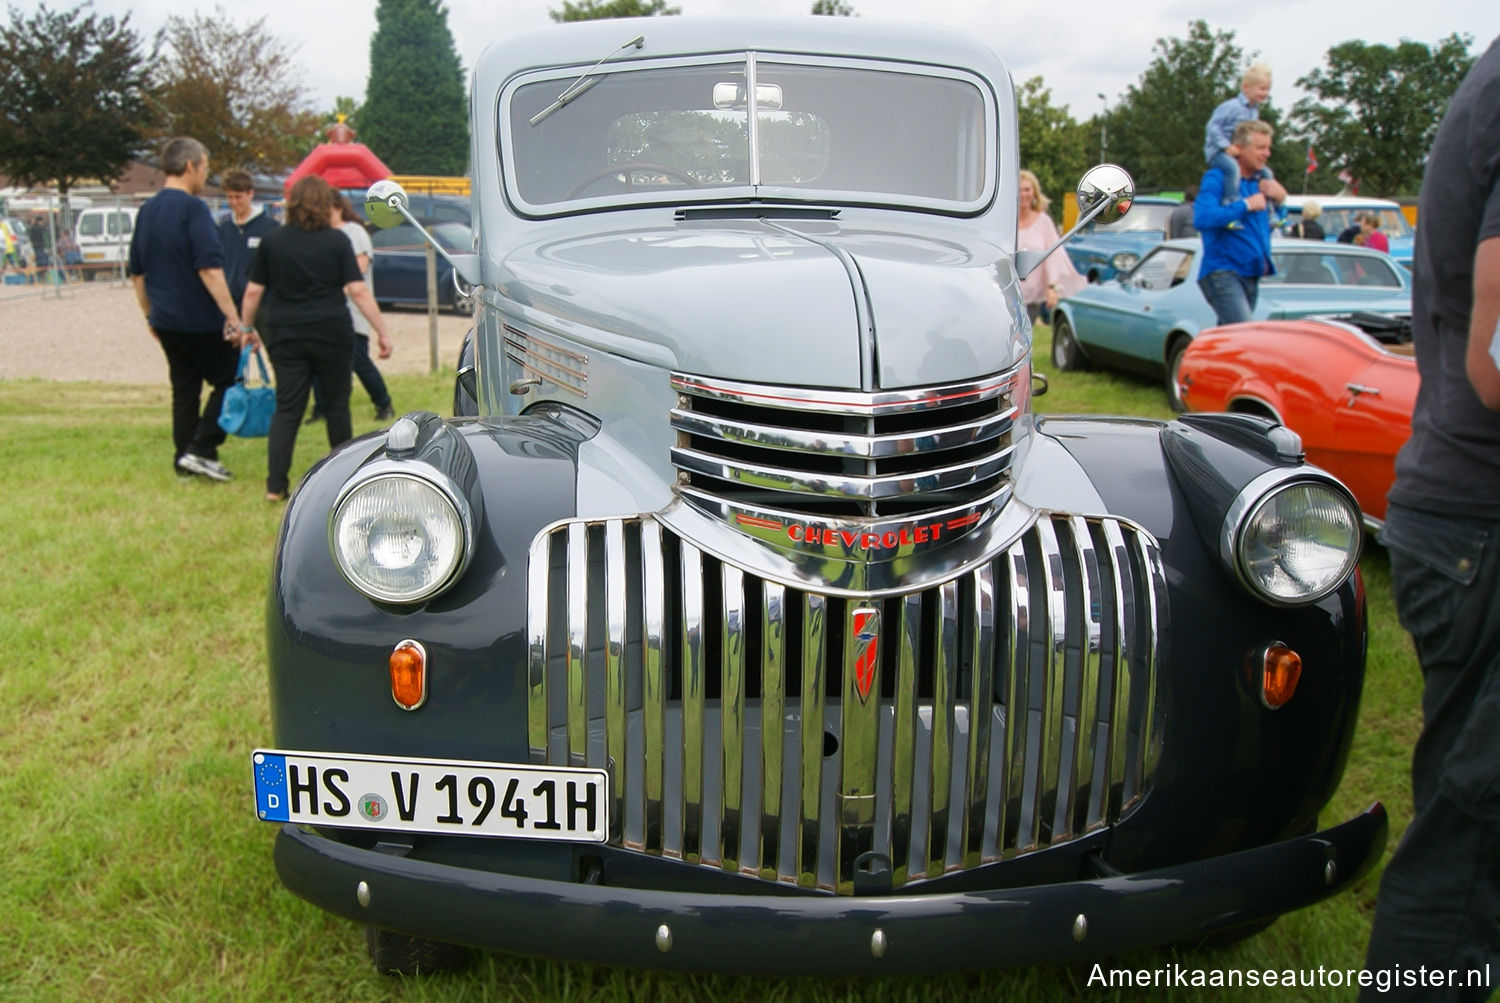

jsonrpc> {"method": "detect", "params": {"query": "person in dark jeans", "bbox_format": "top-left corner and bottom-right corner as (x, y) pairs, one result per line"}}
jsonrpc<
(1361, 35), (1500, 1003)
(1192, 119), (1287, 325)
(127, 136), (251, 482)
(240, 176), (391, 502)
(306, 197), (394, 424)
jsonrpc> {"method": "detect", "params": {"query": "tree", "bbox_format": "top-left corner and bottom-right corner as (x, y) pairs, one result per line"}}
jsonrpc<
(549, 0), (680, 21)
(1015, 77), (1090, 223)
(361, 0), (469, 176)
(0, 3), (154, 220)
(1104, 20), (1298, 192)
(810, 0), (855, 14)
(154, 8), (322, 174)
(1292, 34), (1474, 197)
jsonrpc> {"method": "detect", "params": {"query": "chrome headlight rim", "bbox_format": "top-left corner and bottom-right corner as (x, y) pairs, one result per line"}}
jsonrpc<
(1110, 251), (1140, 272)
(1219, 467), (1362, 608)
(327, 461), (476, 604)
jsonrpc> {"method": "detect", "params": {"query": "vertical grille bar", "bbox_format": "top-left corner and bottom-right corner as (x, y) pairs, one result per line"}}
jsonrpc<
(1037, 518), (1070, 845)
(1002, 538), (1030, 854)
(890, 594), (920, 885)
(603, 521), (627, 841)
(680, 543), (705, 864)
(963, 564), (996, 867)
(1128, 535), (1168, 801)
(641, 521), (666, 855)
(721, 567), (746, 872)
(526, 535), (550, 764)
(797, 593), (826, 888)
(837, 604), (881, 893)
(1067, 516), (1103, 837)
(758, 583), (786, 881)
(927, 580), (959, 877)
(565, 524), (589, 768)
(1100, 519), (1134, 819)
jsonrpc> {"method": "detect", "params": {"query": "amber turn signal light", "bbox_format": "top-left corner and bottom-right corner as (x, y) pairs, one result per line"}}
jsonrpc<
(390, 639), (428, 711)
(1259, 642), (1302, 709)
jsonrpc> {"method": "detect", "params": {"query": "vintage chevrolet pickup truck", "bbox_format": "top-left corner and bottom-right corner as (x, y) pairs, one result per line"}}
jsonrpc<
(253, 15), (1386, 975)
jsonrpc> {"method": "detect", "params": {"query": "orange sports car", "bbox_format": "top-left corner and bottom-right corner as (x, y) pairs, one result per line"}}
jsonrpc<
(1177, 312), (1416, 528)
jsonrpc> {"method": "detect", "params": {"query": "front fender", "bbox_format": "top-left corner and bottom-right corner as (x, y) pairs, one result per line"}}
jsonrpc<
(268, 413), (588, 761)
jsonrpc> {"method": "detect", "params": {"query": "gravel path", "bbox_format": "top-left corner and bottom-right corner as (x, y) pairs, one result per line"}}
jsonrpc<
(0, 278), (470, 384)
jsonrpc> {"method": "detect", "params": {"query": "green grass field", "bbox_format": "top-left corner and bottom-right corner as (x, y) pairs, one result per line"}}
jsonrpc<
(0, 332), (1420, 1001)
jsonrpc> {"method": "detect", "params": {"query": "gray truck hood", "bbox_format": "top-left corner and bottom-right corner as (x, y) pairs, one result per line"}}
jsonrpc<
(497, 219), (1025, 389)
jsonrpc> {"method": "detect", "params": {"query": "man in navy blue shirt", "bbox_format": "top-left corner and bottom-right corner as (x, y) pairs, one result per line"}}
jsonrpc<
(129, 137), (251, 482)
(1192, 119), (1287, 326)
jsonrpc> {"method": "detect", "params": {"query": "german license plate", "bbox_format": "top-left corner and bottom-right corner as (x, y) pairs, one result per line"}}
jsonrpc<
(251, 749), (608, 843)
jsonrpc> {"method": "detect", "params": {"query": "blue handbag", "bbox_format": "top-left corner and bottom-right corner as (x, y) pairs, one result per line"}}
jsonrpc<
(218, 345), (276, 438)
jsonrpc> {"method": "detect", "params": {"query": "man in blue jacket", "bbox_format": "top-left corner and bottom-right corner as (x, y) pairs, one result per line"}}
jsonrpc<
(1193, 119), (1287, 326)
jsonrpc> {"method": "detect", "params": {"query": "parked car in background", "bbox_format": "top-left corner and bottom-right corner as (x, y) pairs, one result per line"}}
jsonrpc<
(368, 221), (475, 315)
(1178, 312), (1416, 528)
(343, 190), (471, 228)
(73, 204), (137, 279)
(1050, 237), (1412, 408)
(1281, 195), (1413, 269)
(1064, 194), (1178, 282)
(253, 16), (1383, 977)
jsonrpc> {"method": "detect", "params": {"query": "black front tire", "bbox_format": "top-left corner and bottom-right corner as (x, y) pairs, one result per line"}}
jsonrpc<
(1165, 335), (1191, 412)
(1051, 315), (1089, 372)
(365, 925), (472, 976)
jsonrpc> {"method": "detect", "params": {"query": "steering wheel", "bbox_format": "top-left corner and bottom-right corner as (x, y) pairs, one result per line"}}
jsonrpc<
(566, 162), (699, 199)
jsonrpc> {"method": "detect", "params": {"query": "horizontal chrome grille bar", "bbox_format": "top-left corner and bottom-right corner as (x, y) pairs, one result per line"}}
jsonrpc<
(527, 512), (1165, 892)
(671, 372), (1018, 416)
(670, 407), (1016, 459)
(671, 444), (1016, 499)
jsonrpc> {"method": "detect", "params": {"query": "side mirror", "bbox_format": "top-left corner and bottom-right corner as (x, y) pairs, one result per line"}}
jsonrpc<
(1016, 163), (1136, 280)
(1077, 164), (1134, 225)
(365, 180), (409, 230)
(363, 179), (482, 288)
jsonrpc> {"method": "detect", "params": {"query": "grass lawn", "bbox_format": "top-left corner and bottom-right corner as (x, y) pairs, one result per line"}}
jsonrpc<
(0, 335), (1421, 1001)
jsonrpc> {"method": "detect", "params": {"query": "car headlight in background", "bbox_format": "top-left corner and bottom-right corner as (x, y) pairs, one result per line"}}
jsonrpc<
(1110, 251), (1139, 272)
(330, 468), (474, 603)
(1221, 471), (1361, 606)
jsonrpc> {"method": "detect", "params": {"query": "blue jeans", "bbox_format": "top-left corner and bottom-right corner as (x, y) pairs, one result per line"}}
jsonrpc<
(1196, 269), (1258, 326)
(1209, 150), (1241, 204)
(1360, 504), (1500, 1001)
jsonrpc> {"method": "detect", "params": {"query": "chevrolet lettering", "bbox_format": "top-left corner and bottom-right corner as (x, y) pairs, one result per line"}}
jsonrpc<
(254, 16), (1385, 976)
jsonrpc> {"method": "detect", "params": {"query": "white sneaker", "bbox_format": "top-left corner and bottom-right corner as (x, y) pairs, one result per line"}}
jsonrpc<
(178, 452), (232, 482)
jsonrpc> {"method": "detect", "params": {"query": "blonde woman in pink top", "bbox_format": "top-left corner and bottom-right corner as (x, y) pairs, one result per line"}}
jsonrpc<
(1017, 169), (1086, 323)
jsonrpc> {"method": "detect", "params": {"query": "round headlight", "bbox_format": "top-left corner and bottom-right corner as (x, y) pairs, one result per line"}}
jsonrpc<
(1225, 475), (1361, 606)
(1111, 251), (1140, 272)
(330, 470), (472, 603)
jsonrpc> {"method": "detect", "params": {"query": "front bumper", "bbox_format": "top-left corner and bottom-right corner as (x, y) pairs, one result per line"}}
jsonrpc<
(274, 802), (1387, 975)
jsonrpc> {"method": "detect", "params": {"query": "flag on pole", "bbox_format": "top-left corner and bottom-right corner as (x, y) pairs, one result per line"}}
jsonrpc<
(1306, 145), (1318, 175)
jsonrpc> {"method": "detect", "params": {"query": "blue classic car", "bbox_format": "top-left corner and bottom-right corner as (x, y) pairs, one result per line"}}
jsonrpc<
(1050, 237), (1411, 408)
(1064, 195), (1179, 282)
(1281, 195), (1414, 270)
(253, 17), (1384, 977)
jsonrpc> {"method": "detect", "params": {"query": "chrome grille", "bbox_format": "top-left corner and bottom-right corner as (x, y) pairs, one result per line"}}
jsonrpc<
(527, 512), (1165, 892)
(670, 371), (1021, 519)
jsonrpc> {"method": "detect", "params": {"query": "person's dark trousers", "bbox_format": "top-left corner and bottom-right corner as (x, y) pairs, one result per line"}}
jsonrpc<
(265, 337), (354, 496)
(1196, 269), (1258, 326)
(1360, 504), (1500, 1002)
(308, 334), (390, 417)
(155, 328), (237, 469)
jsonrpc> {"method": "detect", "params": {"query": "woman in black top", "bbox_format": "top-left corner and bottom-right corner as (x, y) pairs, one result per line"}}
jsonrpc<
(241, 175), (390, 501)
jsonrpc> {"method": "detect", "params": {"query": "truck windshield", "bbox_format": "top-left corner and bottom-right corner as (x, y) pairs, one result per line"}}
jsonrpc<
(504, 56), (990, 213)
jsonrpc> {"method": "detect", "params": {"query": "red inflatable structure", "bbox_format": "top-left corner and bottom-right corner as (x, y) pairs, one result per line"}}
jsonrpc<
(283, 119), (392, 192)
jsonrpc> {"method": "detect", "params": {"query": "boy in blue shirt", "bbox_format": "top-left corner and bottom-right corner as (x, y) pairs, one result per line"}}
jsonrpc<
(1204, 63), (1275, 210)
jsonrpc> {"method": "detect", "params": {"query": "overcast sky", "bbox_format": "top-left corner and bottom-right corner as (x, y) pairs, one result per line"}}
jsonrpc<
(72, 0), (1496, 133)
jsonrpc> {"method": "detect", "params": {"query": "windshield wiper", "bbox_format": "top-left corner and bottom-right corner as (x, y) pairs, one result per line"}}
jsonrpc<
(529, 34), (644, 127)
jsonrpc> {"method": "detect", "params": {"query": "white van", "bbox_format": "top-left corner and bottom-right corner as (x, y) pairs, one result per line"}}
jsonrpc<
(74, 205), (138, 279)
